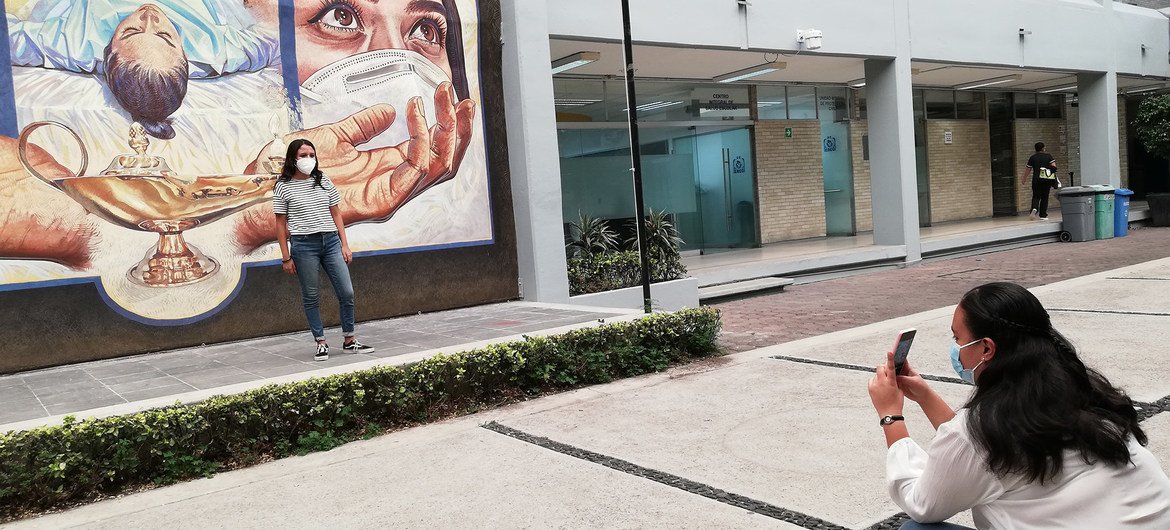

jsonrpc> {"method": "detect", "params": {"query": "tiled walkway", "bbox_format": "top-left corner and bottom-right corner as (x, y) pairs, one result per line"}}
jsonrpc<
(0, 303), (622, 427)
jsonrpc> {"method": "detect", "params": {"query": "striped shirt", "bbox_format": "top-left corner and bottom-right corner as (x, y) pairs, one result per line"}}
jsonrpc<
(272, 175), (342, 235)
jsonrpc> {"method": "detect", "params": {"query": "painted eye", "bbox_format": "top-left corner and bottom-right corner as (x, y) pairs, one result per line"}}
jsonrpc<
(318, 7), (359, 30)
(409, 19), (443, 45)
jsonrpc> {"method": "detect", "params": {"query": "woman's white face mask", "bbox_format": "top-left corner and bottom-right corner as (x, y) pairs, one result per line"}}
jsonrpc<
(298, 49), (448, 151)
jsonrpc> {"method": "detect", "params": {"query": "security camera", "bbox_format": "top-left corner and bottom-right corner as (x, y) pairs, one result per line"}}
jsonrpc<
(798, 29), (823, 50)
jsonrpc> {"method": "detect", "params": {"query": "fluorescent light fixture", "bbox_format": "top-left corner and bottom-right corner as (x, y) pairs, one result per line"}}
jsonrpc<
(552, 51), (600, 74)
(954, 74), (1022, 90)
(713, 61), (786, 83)
(623, 101), (682, 112)
(847, 78), (866, 88)
(1123, 83), (1165, 94)
(555, 98), (602, 107)
(1039, 84), (1078, 94)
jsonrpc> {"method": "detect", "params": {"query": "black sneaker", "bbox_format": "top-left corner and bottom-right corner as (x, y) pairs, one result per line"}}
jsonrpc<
(314, 342), (329, 361)
(342, 340), (374, 354)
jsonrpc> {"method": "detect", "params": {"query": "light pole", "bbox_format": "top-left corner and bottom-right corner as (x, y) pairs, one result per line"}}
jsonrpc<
(619, 0), (653, 314)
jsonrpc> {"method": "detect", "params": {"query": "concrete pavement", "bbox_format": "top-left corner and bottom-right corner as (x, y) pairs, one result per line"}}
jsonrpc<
(9, 255), (1170, 529)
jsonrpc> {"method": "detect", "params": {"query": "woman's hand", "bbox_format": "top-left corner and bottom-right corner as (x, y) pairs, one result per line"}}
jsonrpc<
(281, 259), (296, 275)
(868, 352), (905, 417)
(341, 244), (352, 264)
(895, 360), (934, 404)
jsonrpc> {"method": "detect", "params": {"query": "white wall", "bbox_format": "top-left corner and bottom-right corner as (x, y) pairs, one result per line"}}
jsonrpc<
(547, 0), (1170, 77)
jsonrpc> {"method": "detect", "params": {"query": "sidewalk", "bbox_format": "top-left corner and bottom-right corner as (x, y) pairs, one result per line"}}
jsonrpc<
(0, 302), (628, 431)
(10, 250), (1169, 529)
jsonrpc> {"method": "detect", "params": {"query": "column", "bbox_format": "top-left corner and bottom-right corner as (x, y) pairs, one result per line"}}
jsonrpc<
(500, 0), (571, 303)
(864, 56), (921, 262)
(1077, 71), (1122, 187)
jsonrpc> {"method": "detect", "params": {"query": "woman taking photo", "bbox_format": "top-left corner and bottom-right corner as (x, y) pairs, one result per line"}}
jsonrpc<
(868, 282), (1170, 529)
(274, 139), (374, 361)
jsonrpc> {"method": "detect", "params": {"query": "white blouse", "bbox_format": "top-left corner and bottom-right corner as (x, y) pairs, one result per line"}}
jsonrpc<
(887, 409), (1170, 529)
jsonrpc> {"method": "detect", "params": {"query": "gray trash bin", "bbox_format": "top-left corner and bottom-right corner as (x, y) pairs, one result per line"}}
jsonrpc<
(1057, 187), (1096, 242)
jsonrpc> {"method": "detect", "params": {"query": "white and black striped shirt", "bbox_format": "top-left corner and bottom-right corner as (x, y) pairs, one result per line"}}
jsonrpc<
(272, 175), (342, 235)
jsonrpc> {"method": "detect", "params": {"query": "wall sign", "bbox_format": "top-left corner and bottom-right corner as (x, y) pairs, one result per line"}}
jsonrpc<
(785, 127), (793, 138)
(944, 131), (953, 145)
(823, 136), (837, 152)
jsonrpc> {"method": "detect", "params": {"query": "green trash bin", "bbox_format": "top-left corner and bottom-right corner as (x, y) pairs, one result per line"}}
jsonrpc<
(1088, 185), (1115, 240)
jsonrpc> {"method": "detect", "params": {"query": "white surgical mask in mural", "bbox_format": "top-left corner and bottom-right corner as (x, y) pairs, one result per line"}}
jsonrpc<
(298, 49), (447, 151)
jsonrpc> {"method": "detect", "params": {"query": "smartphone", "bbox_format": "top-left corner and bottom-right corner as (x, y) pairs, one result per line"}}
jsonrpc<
(892, 328), (917, 375)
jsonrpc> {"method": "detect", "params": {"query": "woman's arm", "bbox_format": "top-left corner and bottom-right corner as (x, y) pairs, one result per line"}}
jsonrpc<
(330, 205), (351, 264)
(895, 362), (956, 430)
(887, 419), (1003, 523)
(275, 213), (295, 274)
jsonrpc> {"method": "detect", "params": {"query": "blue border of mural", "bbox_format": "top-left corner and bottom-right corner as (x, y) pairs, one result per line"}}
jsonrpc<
(0, 0), (501, 326)
(0, 2), (19, 137)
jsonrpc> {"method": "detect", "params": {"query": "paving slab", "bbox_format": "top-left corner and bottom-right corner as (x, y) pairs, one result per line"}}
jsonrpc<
(7, 420), (800, 530)
(1145, 413), (1170, 476)
(1038, 277), (1170, 314)
(497, 359), (974, 529)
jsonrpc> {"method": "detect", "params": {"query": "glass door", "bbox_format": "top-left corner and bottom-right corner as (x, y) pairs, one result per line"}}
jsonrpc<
(988, 93), (1017, 216)
(819, 89), (855, 235)
(914, 90), (932, 227)
(676, 126), (757, 250)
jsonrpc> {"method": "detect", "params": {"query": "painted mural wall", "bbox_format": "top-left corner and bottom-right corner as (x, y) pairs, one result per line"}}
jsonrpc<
(0, 0), (516, 371)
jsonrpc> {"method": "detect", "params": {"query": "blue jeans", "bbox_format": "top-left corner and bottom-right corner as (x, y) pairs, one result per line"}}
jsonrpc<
(900, 521), (974, 530)
(290, 232), (354, 342)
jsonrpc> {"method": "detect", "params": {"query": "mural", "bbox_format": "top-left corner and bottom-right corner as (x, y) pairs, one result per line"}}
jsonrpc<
(0, 0), (492, 323)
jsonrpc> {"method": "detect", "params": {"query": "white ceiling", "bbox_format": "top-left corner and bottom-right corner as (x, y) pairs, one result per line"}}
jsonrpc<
(550, 39), (1170, 91)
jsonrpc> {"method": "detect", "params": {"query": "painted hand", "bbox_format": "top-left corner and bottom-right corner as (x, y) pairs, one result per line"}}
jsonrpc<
(235, 82), (476, 251)
(0, 136), (96, 269)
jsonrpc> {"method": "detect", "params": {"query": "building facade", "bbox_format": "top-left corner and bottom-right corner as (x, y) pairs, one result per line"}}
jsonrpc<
(503, 0), (1170, 304)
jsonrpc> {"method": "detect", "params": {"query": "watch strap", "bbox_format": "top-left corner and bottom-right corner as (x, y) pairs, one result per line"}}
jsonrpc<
(879, 415), (905, 426)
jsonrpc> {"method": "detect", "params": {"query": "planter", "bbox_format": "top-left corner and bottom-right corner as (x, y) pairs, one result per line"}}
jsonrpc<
(1149, 193), (1170, 227)
(568, 277), (699, 312)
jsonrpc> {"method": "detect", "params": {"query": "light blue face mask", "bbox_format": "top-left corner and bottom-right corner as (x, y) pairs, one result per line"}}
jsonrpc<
(949, 338), (985, 384)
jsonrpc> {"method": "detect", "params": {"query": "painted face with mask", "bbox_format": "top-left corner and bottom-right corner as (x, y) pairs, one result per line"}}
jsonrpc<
(245, 0), (469, 150)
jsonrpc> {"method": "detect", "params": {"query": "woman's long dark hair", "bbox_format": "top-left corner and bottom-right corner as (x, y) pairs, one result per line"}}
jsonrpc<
(279, 138), (324, 188)
(442, 0), (470, 100)
(960, 282), (1145, 484)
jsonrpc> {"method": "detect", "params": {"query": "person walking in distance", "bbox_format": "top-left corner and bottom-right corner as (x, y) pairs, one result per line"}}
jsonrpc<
(274, 139), (375, 361)
(1023, 142), (1059, 221)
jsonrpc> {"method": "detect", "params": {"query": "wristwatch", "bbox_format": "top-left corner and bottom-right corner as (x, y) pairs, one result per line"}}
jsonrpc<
(879, 415), (905, 426)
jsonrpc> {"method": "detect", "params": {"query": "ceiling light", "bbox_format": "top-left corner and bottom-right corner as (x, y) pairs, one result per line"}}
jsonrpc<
(1039, 84), (1078, 94)
(552, 51), (601, 75)
(623, 101), (682, 112)
(1123, 84), (1165, 94)
(847, 78), (866, 88)
(555, 98), (602, 107)
(714, 61), (787, 83)
(954, 74), (1023, 90)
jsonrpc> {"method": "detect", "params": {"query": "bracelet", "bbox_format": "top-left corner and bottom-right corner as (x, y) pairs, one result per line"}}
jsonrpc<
(281, 258), (292, 263)
(879, 415), (905, 426)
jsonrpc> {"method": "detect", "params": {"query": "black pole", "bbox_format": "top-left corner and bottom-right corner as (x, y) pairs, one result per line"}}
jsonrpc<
(620, 0), (653, 314)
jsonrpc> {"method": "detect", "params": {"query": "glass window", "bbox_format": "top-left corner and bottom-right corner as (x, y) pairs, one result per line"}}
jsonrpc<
(817, 87), (849, 122)
(787, 86), (817, 119)
(1037, 93), (1064, 119)
(925, 90), (955, 120)
(553, 77), (609, 122)
(1014, 92), (1038, 119)
(757, 86), (787, 120)
(853, 88), (866, 120)
(955, 91), (985, 119)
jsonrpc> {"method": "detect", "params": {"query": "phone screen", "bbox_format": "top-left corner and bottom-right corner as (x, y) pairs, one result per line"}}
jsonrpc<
(893, 329), (916, 375)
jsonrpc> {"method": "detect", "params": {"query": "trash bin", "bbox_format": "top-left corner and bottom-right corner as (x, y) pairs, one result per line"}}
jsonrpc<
(1088, 185), (1115, 240)
(1057, 187), (1096, 242)
(1150, 193), (1170, 227)
(1114, 188), (1134, 237)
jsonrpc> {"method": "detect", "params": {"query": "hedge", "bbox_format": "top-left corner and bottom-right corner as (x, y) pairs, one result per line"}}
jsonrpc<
(0, 308), (721, 519)
(568, 250), (688, 296)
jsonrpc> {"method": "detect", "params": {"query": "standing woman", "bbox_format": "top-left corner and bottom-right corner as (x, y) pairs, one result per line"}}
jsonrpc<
(274, 139), (375, 361)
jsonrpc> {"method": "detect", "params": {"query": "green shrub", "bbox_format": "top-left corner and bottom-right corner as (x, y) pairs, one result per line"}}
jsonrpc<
(567, 250), (688, 296)
(0, 308), (721, 519)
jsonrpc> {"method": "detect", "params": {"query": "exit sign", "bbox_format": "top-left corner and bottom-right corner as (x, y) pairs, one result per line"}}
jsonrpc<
(785, 127), (793, 138)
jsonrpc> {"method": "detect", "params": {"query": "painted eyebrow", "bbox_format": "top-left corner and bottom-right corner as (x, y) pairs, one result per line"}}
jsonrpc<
(402, 0), (448, 18)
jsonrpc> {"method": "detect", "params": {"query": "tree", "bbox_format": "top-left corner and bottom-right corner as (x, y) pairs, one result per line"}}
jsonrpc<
(1133, 95), (1170, 159)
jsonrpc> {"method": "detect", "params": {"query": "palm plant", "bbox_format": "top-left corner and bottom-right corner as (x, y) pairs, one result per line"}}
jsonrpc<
(565, 212), (618, 258)
(626, 208), (683, 258)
